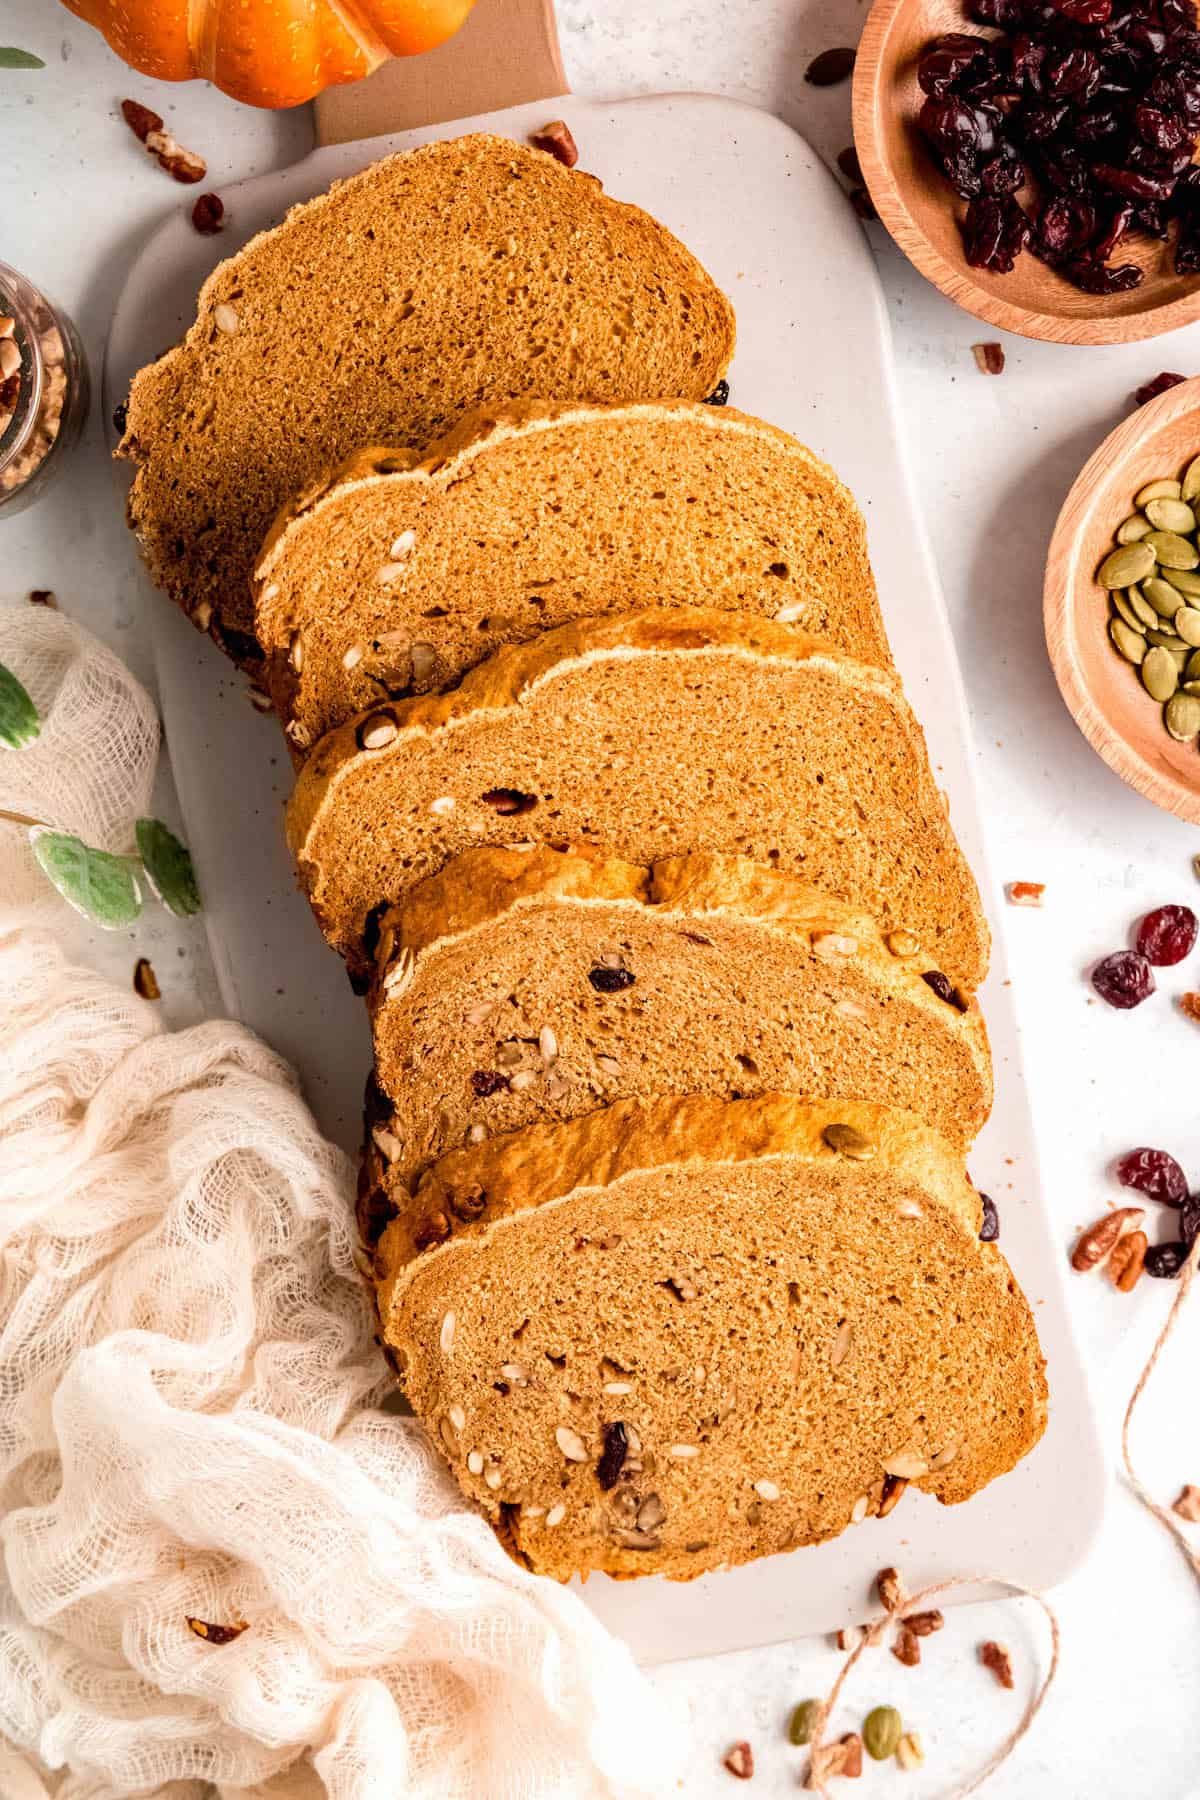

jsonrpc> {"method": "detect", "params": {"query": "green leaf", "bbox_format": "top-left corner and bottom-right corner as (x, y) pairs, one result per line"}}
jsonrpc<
(0, 48), (46, 69)
(31, 830), (142, 929)
(0, 663), (39, 749)
(136, 817), (202, 917)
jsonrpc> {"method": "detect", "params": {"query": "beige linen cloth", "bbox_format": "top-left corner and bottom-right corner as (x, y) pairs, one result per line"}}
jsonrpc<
(0, 609), (679, 1799)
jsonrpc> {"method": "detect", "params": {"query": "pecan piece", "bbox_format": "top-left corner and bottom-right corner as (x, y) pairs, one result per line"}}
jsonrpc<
(413, 1209), (451, 1251)
(1173, 1484), (1200, 1521)
(121, 98), (163, 142)
(979, 1640), (1014, 1689)
(972, 342), (1006, 375)
(192, 192), (225, 234)
(903, 1608), (944, 1637)
(1071, 1206), (1144, 1272)
(877, 1472), (907, 1517)
(876, 1566), (905, 1613)
(186, 1616), (246, 1644)
(891, 1625), (921, 1667)
(1107, 1229), (1147, 1292)
(530, 119), (579, 167)
(1007, 880), (1044, 905)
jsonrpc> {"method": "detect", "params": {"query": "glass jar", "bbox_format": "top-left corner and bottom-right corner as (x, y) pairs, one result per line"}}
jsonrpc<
(0, 261), (89, 517)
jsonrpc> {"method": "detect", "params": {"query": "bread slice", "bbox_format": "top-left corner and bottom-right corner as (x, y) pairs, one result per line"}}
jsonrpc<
(117, 134), (735, 668)
(254, 399), (887, 748)
(371, 1094), (1047, 1581)
(364, 843), (992, 1186)
(287, 608), (990, 991)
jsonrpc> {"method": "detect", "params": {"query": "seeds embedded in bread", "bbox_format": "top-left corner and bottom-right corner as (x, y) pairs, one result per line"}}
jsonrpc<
(254, 399), (886, 743)
(118, 134), (735, 666)
(287, 607), (990, 992)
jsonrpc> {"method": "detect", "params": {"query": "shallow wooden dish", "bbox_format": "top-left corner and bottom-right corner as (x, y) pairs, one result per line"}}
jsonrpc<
(1046, 378), (1200, 822)
(852, 0), (1200, 344)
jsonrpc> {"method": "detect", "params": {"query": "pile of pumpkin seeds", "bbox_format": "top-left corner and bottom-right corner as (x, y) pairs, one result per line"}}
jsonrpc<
(1100, 453), (1200, 744)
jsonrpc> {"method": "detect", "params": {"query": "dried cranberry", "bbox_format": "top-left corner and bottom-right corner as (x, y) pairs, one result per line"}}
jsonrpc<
(962, 194), (1032, 270)
(1013, 100), (1069, 142)
(1135, 372), (1187, 405)
(920, 969), (969, 1009)
(589, 966), (636, 992)
(1134, 104), (1191, 152)
(1091, 949), (1155, 1007)
(805, 46), (857, 85)
(919, 95), (1002, 160)
(112, 401), (128, 435)
(1051, 0), (1112, 20)
(968, 0), (1026, 24)
(918, 32), (993, 96)
(1010, 33), (1048, 91)
(1178, 226), (1200, 272)
(703, 378), (730, 405)
(1145, 1240), (1189, 1278)
(1037, 194), (1098, 261)
(481, 788), (537, 814)
(1182, 1193), (1200, 1246)
(1064, 257), (1144, 292)
(596, 1420), (628, 1489)
(1135, 904), (1198, 965)
(981, 142), (1028, 193)
(1116, 1147), (1188, 1206)
(471, 1069), (510, 1097)
(1074, 106), (1122, 147)
(979, 1193), (1000, 1240)
(1093, 202), (1135, 260)
(1044, 47), (1102, 102)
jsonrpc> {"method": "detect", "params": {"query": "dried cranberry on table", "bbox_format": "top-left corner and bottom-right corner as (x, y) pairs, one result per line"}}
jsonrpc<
(1091, 949), (1155, 1008)
(979, 1193), (1001, 1240)
(1117, 1147), (1188, 1206)
(1181, 1192), (1200, 1245)
(1135, 372), (1187, 406)
(1144, 1240), (1189, 1278)
(1136, 903), (1198, 965)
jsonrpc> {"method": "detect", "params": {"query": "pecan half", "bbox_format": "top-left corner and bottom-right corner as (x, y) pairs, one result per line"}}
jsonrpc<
(1173, 1484), (1200, 1521)
(979, 1640), (1014, 1689)
(1108, 1229), (1147, 1292)
(121, 98), (163, 142)
(876, 1565), (904, 1612)
(723, 1741), (754, 1780)
(903, 1608), (945, 1637)
(530, 119), (579, 167)
(891, 1625), (921, 1667)
(972, 342), (1006, 375)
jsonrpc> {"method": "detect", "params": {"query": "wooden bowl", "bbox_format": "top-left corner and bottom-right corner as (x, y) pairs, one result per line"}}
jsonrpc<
(852, 0), (1200, 344)
(1045, 378), (1200, 823)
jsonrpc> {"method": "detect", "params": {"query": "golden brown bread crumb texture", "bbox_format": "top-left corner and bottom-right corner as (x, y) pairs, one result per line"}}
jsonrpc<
(117, 135), (736, 665)
(373, 1094), (1047, 1581)
(364, 843), (992, 1187)
(288, 608), (990, 990)
(254, 399), (886, 746)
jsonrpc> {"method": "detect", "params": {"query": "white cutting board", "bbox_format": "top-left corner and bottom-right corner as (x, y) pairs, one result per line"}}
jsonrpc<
(106, 92), (1105, 1665)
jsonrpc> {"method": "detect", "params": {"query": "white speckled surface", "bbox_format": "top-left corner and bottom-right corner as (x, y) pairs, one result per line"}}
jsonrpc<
(4, 2), (1200, 1792)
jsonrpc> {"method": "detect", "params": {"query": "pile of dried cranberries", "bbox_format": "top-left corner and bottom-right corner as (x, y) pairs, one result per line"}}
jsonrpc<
(916, 0), (1200, 292)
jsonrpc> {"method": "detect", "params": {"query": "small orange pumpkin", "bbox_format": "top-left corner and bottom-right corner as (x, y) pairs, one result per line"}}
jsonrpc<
(60, 0), (478, 109)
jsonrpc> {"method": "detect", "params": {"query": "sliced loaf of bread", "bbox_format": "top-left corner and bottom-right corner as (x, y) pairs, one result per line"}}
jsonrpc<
(364, 843), (992, 1188)
(372, 1094), (1047, 1581)
(254, 400), (887, 748)
(117, 135), (735, 667)
(287, 608), (989, 990)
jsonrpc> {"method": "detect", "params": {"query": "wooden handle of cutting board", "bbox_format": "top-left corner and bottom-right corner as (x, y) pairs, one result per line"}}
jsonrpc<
(315, 0), (568, 146)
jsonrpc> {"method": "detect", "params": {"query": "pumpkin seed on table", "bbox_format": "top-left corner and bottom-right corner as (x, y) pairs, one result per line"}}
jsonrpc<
(1142, 644), (1179, 702)
(1166, 692), (1200, 741)
(863, 1705), (903, 1762)
(1136, 478), (1183, 505)
(1111, 590), (1148, 634)
(1164, 567), (1200, 598)
(1110, 617), (1147, 664)
(1146, 497), (1198, 534)
(1099, 542), (1157, 588)
(1117, 512), (1153, 544)
(1145, 530), (1200, 570)
(1143, 576), (1186, 617)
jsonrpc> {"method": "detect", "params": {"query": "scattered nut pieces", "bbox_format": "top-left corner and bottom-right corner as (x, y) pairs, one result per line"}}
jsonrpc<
(979, 1640), (1015, 1689)
(807, 1733), (863, 1786)
(877, 1473), (908, 1518)
(837, 1733), (864, 1779)
(895, 1731), (925, 1771)
(120, 98), (163, 143)
(530, 119), (579, 167)
(1071, 1205), (1144, 1273)
(891, 1625), (921, 1668)
(972, 342), (1006, 375)
(876, 1566), (904, 1613)
(133, 957), (161, 1001)
(1173, 1484), (1200, 1521)
(902, 1608), (944, 1637)
(1180, 992), (1200, 1024)
(185, 1615), (246, 1644)
(145, 128), (207, 184)
(834, 1624), (864, 1651)
(1107, 1228), (1148, 1292)
(722, 1740), (754, 1780)
(1007, 880), (1044, 906)
(28, 589), (56, 607)
(192, 192), (225, 235)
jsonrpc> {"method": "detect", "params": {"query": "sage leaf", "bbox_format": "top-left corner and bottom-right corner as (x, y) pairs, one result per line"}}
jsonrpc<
(31, 829), (142, 929)
(0, 663), (39, 748)
(0, 48), (46, 69)
(136, 817), (202, 916)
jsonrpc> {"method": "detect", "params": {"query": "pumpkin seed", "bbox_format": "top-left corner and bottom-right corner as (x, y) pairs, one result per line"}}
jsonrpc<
(1165, 567), (1200, 598)
(1184, 680), (1200, 695)
(863, 1705), (903, 1762)
(1183, 455), (1200, 504)
(1146, 627), (1188, 651)
(1145, 530), (1200, 570)
(1143, 576), (1185, 617)
(1110, 617), (1147, 664)
(1147, 497), (1198, 535)
(1098, 542), (1157, 588)
(1142, 645), (1179, 702)
(789, 1699), (821, 1746)
(1111, 590), (1148, 634)
(1166, 692), (1200, 741)
(1117, 512), (1153, 544)
(1136, 478), (1183, 505)
(1187, 650), (1200, 681)
(1176, 607), (1200, 647)
(1126, 585), (1159, 630)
